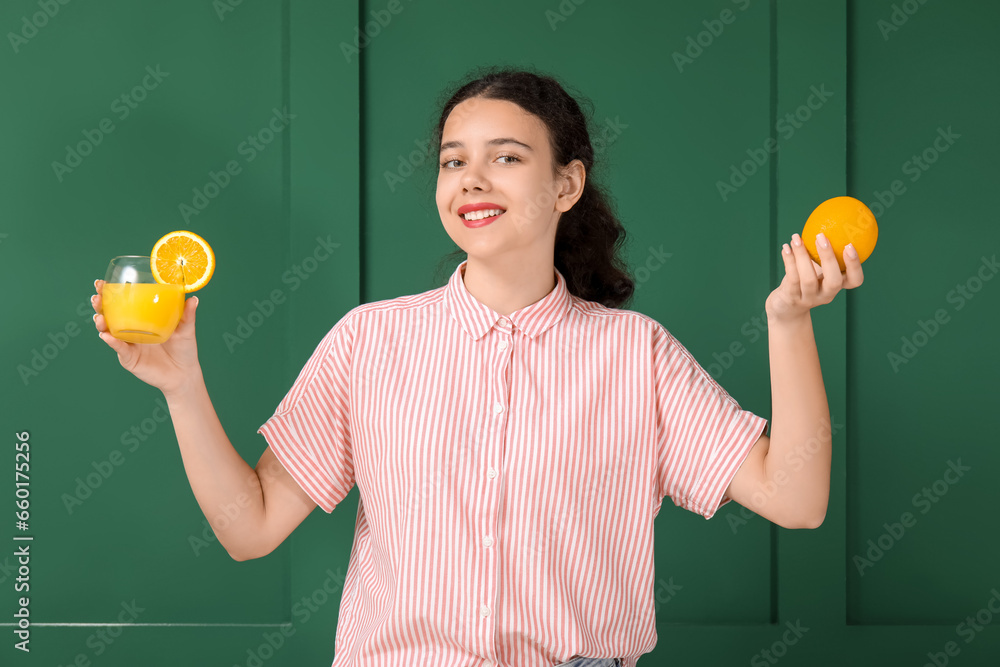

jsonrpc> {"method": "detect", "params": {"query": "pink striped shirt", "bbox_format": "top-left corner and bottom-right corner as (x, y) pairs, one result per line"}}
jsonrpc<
(258, 259), (768, 667)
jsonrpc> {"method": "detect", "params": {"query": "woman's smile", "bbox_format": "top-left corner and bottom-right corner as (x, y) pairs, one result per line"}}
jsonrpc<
(461, 210), (505, 228)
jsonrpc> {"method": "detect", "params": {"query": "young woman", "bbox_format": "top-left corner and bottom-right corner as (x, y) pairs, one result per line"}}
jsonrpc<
(92, 66), (863, 667)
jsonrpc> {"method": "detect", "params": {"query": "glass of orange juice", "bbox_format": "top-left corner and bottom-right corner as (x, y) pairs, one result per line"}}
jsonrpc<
(102, 256), (185, 344)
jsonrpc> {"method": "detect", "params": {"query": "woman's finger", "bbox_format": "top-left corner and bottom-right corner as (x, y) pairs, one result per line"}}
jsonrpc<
(96, 329), (111, 346)
(769, 241), (800, 314)
(813, 232), (843, 300)
(779, 242), (799, 289)
(97, 329), (130, 358)
(791, 233), (819, 297)
(174, 296), (198, 334)
(842, 244), (865, 289)
(92, 280), (105, 313)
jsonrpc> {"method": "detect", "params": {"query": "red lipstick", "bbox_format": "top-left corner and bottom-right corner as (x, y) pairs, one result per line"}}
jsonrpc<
(458, 202), (506, 228)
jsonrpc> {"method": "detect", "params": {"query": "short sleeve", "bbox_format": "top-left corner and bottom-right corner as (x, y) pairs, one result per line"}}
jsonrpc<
(652, 322), (769, 520)
(257, 310), (357, 514)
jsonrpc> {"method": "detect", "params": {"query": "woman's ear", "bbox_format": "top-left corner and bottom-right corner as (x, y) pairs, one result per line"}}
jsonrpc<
(556, 159), (586, 213)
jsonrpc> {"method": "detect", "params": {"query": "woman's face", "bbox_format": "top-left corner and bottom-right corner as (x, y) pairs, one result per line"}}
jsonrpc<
(436, 97), (583, 264)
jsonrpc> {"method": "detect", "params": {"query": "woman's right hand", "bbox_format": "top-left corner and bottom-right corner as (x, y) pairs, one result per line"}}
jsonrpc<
(92, 278), (203, 398)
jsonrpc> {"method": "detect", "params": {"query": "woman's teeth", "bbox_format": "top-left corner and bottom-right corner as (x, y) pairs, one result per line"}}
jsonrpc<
(462, 209), (504, 221)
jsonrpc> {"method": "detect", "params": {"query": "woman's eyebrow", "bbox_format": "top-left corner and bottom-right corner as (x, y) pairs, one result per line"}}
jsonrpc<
(439, 138), (534, 153)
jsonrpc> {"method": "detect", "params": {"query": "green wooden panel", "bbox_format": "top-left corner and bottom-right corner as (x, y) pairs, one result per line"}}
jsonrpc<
(1, 0), (287, 626)
(847, 0), (1000, 632)
(3, 0), (997, 665)
(0, 0), (359, 664)
(772, 0), (848, 633)
(282, 0), (361, 664)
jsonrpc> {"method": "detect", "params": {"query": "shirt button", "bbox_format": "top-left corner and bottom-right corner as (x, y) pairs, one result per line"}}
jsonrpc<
(498, 318), (509, 327)
(487, 467), (497, 479)
(498, 339), (508, 351)
(480, 604), (491, 618)
(493, 402), (503, 415)
(483, 535), (494, 547)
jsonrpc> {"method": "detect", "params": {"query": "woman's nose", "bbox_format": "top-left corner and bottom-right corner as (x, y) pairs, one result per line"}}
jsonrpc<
(461, 162), (489, 191)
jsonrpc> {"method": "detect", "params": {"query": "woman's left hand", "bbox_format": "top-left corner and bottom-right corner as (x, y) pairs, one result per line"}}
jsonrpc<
(765, 232), (865, 323)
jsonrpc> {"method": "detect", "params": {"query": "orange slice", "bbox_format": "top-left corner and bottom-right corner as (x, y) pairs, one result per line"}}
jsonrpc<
(150, 230), (215, 293)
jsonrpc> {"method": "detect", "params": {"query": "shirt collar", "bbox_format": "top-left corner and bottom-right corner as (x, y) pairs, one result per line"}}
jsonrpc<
(445, 259), (573, 341)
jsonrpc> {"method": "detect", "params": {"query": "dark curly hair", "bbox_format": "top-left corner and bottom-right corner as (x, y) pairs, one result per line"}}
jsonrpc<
(427, 65), (635, 309)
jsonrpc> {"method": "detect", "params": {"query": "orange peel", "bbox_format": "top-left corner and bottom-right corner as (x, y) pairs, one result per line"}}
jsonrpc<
(802, 196), (878, 272)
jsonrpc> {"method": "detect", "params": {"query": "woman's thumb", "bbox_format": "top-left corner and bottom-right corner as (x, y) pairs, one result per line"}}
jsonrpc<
(179, 295), (199, 327)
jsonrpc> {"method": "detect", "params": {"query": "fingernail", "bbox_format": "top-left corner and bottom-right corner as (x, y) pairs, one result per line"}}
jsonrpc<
(792, 233), (802, 247)
(782, 243), (791, 255)
(91, 295), (97, 303)
(816, 232), (829, 249)
(92, 313), (97, 322)
(845, 243), (858, 259)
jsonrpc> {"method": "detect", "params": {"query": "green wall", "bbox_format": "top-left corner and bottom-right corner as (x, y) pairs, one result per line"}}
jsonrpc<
(1, 0), (996, 664)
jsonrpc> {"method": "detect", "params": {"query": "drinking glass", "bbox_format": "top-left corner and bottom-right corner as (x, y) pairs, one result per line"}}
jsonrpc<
(101, 256), (185, 344)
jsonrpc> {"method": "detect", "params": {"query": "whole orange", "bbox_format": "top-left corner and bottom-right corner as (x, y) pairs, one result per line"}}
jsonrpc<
(801, 196), (878, 272)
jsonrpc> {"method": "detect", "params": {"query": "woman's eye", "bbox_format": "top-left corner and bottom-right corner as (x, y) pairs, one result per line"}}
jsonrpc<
(439, 155), (521, 169)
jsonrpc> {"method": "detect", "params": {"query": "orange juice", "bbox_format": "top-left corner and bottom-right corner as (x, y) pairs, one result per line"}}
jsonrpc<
(102, 282), (185, 344)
